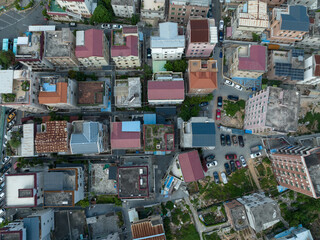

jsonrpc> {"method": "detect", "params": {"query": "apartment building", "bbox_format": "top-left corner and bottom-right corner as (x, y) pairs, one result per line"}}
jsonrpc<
(188, 59), (218, 94)
(111, 27), (140, 68)
(150, 22), (185, 60)
(230, 45), (267, 78)
(46, 0), (83, 22)
(227, 0), (285, 5)
(244, 87), (300, 135)
(185, 18), (217, 58)
(0, 70), (47, 113)
(169, 0), (210, 25)
(141, 0), (165, 20)
(111, 0), (135, 18)
(0, 221), (27, 239)
(231, 0), (269, 39)
(75, 29), (109, 69)
(270, 146), (320, 199)
(303, 55), (320, 85)
(43, 28), (79, 69)
(267, 5), (309, 43)
(56, 0), (94, 18)
(295, 12), (320, 49)
(38, 75), (78, 110)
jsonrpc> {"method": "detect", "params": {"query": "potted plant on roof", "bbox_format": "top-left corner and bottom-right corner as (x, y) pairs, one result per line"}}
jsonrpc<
(21, 80), (30, 91)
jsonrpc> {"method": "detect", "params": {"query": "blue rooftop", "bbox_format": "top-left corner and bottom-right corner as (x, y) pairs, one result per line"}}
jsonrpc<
(23, 217), (40, 240)
(281, 6), (309, 32)
(122, 121), (141, 132)
(42, 82), (57, 92)
(144, 114), (156, 125)
(192, 122), (216, 147)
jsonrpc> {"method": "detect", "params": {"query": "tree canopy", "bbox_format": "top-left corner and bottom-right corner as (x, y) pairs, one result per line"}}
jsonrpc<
(90, 5), (113, 23)
(164, 60), (188, 73)
(0, 50), (15, 69)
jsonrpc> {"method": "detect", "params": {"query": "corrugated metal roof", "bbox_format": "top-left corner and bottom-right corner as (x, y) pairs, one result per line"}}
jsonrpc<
(178, 150), (204, 182)
(23, 217), (40, 240)
(21, 124), (35, 157)
(192, 122), (215, 147)
(29, 25), (56, 32)
(0, 70), (14, 94)
(122, 121), (141, 132)
(151, 22), (185, 48)
(281, 5), (309, 32)
(144, 114), (157, 125)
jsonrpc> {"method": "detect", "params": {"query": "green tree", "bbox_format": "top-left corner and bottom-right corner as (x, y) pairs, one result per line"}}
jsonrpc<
(164, 60), (188, 73)
(0, 50), (15, 69)
(166, 201), (174, 210)
(131, 14), (140, 25)
(90, 5), (113, 23)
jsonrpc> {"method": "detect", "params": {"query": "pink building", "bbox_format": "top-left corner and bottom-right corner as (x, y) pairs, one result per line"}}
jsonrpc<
(244, 87), (300, 135)
(186, 18), (218, 58)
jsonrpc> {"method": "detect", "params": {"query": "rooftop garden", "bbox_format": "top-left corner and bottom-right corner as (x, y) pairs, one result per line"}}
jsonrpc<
(144, 125), (174, 152)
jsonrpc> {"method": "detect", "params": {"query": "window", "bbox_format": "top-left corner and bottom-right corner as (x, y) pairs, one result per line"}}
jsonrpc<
(172, 7), (175, 10)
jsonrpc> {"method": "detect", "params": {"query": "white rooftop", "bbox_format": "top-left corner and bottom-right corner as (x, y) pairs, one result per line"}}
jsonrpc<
(28, 25), (56, 32)
(76, 31), (85, 46)
(21, 124), (35, 157)
(17, 37), (29, 45)
(238, 0), (269, 28)
(151, 22), (185, 48)
(0, 70), (14, 93)
(6, 174), (36, 207)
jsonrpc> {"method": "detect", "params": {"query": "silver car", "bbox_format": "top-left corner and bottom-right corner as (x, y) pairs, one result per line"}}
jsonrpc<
(240, 155), (247, 167)
(221, 172), (228, 184)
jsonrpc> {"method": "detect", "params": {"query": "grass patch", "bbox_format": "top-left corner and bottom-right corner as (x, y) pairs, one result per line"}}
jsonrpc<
(117, 211), (124, 228)
(175, 223), (200, 240)
(223, 100), (245, 117)
(96, 195), (122, 206)
(298, 111), (320, 132)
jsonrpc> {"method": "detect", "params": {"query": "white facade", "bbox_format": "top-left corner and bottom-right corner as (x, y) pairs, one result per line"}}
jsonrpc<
(111, 0), (135, 18)
(56, 0), (93, 17)
(288, 0), (317, 9)
(151, 22), (185, 60)
(301, 55), (320, 85)
(141, 0), (165, 19)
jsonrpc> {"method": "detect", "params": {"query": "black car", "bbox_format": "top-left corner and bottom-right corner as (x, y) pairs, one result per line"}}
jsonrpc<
(213, 171), (220, 184)
(217, 96), (223, 108)
(220, 134), (225, 146)
(199, 101), (209, 107)
(227, 95), (239, 101)
(238, 135), (244, 147)
(147, 48), (152, 58)
(226, 135), (231, 146)
(230, 160), (236, 172)
(219, 31), (224, 42)
(205, 154), (215, 161)
(224, 163), (231, 175)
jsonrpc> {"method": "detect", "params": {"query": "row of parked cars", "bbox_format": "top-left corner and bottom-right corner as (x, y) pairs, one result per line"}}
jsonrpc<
(101, 24), (122, 29)
(225, 79), (243, 91)
(224, 155), (247, 175)
(220, 134), (244, 147)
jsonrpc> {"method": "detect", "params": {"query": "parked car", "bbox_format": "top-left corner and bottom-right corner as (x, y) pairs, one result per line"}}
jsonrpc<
(7, 112), (16, 123)
(230, 160), (236, 172)
(206, 161), (218, 168)
(217, 96), (223, 108)
(235, 160), (242, 169)
(225, 154), (237, 160)
(213, 171), (220, 184)
(216, 109), (221, 120)
(224, 163), (231, 175)
(226, 135), (231, 146)
(220, 134), (225, 146)
(118, 25), (123, 29)
(238, 136), (244, 147)
(227, 95), (239, 101)
(0, 193), (4, 199)
(147, 48), (151, 58)
(221, 172), (228, 184)
(235, 84), (243, 91)
(250, 152), (262, 158)
(0, 177), (3, 183)
(0, 217), (4, 223)
(225, 80), (235, 87)
(232, 135), (238, 146)
(219, 31), (224, 42)
(219, 50), (223, 58)
(101, 23), (107, 29)
(219, 20), (224, 30)
(199, 101), (209, 107)
(0, 208), (5, 216)
(240, 155), (247, 167)
(205, 154), (215, 161)
(220, 0), (224, 3)
(112, 24), (118, 29)
(69, 22), (77, 27)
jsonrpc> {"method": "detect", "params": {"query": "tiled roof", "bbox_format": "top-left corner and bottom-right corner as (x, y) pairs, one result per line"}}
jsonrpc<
(131, 220), (165, 240)
(123, 26), (138, 34)
(35, 121), (69, 153)
(188, 60), (218, 90)
(281, 5), (309, 32)
(110, 122), (141, 149)
(178, 150), (204, 182)
(190, 19), (209, 43)
(75, 29), (104, 58)
(238, 45), (266, 71)
(148, 81), (184, 100)
(38, 82), (68, 104)
(315, 55), (320, 77)
(111, 35), (138, 57)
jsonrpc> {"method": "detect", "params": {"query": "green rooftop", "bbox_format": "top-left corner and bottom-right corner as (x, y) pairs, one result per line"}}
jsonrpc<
(49, 0), (65, 13)
(152, 60), (166, 73)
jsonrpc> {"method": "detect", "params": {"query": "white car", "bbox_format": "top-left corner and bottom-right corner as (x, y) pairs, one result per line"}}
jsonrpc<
(0, 217), (4, 223)
(221, 172), (228, 184)
(225, 80), (235, 87)
(206, 161), (218, 168)
(0, 193), (5, 199)
(112, 24), (118, 29)
(101, 23), (107, 29)
(0, 209), (5, 216)
(3, 157), (10, 164)
(219, 20), (224, 31)
(250, 152), (262, 158)
(240, 155), (247, 167)
(220, 0), (224, 3)
(0, 177), (3, 183)
(235, 85), (243, 91)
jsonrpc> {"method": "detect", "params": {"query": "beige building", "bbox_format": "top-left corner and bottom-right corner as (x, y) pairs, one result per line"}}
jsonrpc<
(112, 0), (135, 18)
(56, 0), (93, 18)
(43, 28), (79, 69)
(231, 0), (269, 39)
(141, 0), (165, 20)
(111, 27), (140, 69)
(75, 29), (109, 69)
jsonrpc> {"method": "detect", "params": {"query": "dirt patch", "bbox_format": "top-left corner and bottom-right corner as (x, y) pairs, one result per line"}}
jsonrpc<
(219, 110), (244, 129)
(78, 81), (104, 105)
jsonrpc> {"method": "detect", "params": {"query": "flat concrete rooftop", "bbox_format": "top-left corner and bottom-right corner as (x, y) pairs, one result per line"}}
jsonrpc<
(45, 29), (73, 58)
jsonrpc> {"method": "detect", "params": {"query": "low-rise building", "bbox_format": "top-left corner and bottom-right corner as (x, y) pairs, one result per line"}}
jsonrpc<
(110, 121), (141, 150)
(0, 221), (27, 239)
(188, 59), (218, 94)
(131, 216), (165, 240)
(111, 0), (135, 18)
(180, 117), (216, 148)
(143, 124), (174, 153)
(55, 0), (94, 18)
(70, 121), (106, 154)
(224, 200), (249, 231)
(267, 5), (309, 44)
(230, 45), (267, 79)
(178, 150), (204, 182)
(148, 72), (185, 105)
(151, 22), (185, 60)
(141, 0), (165, 20)
(75, 29), (109, 69)
(244, 87), (300, 135)
(111, 27), (140, 69)
(186, 18), (217, 58)
(5, 172), (44, 208)
(46, 0), (83, 22)
(114, 77), (141, 108)
(231, 0), (269, 39)
(0, 70), (47, 113)
(35, 121), (70, 154)
(44, 167), (84, 207)
(43, 28), (79, 69)
(38, 75), (78, 110)
(169, 0), (210, 25)
(237, 192), (281, 233)
(295, 12), (320, 49)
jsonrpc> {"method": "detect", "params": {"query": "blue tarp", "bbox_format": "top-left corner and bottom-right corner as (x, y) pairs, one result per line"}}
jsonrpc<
(139, 32), (143, 41)
(13, 38), (17, 55)
(245, 129), (253, 134)
(122, 121), (141, 132)
(2, 38), (8, 51)
(277, 185), (288, 193)
(144, 114), (156, 125)
(231, 128), (244, 135)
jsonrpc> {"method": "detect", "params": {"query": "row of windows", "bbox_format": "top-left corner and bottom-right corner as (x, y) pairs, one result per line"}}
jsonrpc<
(171, 7), (206, 12)
(273, 158), (303, 167)
(280, 178), (310, 191)
(276, 169), (306, 179)
(275, 163), (305, 173)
